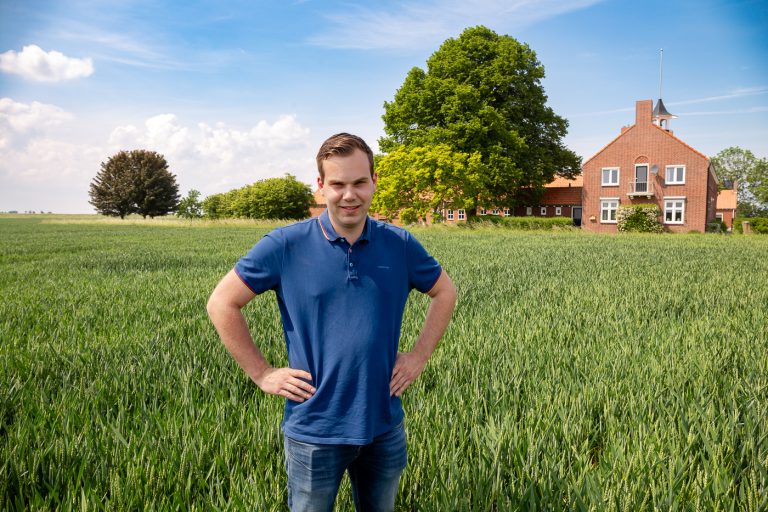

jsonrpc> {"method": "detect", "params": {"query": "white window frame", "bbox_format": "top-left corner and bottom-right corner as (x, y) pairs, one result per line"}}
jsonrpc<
(540, 206), (547, 216)
(663, 197), (685, 225)
(458, 209), (466, 221)
(601, 167), (620, 186)
(446, 209), (454, 221)
(479, 208), (486, 215)
(526, 207), (532, 216)
(504, 208), (510, 217)
(600, 198), (619, 224)
(716, 212), (724, 221)
(555, 206), (562, 216)
(665, 165), (686, 185)
(492, 208), (499, 216)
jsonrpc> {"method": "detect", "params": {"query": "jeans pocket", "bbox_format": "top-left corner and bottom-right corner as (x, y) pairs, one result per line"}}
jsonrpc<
(284, 436), (317, 472)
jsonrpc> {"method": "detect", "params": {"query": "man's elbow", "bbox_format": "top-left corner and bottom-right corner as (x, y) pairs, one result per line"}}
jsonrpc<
(206, 293), (219, 320)
(206, 291), (231, 321)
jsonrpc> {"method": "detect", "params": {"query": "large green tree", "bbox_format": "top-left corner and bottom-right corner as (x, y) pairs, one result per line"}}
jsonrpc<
(89, 150), (180, 218)
(712, 147), (768, 217)
(202, 174), (312, 220)
(377, 26), (580, 217)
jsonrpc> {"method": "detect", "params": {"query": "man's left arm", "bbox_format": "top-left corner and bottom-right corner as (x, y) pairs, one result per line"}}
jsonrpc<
(390, 269), (457, 397)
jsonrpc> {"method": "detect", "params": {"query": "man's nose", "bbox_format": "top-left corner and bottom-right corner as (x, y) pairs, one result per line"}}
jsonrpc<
(342, 186), (355, 200)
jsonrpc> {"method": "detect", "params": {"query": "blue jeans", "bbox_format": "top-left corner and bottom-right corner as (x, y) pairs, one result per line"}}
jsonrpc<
(283, 422), (407, 512)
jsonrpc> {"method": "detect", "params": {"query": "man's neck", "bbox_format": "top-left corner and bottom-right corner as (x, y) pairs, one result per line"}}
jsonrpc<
(329, 217), (366, 245)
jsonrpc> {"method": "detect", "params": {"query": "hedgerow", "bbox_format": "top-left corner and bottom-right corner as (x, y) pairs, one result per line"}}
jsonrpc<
(466, 215), (574, 230)
(733, 216), (768, 234)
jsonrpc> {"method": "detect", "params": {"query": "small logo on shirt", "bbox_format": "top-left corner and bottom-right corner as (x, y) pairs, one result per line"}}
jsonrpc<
(377, 265), (391, 270)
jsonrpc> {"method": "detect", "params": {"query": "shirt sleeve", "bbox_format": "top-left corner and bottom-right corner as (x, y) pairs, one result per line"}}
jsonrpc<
(233, 230), (284, 294)
(405, 232), (442, 293)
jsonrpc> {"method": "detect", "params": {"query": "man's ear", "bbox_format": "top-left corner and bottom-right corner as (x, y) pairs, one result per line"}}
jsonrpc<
(372, 172), (378, 188)
(317, 175), (324, 192)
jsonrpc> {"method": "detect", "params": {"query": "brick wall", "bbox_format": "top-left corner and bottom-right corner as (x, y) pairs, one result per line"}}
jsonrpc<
(582, 99), (712, 233)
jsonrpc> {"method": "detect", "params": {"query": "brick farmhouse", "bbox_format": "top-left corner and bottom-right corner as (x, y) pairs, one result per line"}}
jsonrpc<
(310, 99), (734, 231)
(582, 99), (718, 233)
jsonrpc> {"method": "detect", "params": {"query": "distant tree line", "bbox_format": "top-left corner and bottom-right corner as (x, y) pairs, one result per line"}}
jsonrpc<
(89, 150), (313, 220)
(201, 175), (313, 220)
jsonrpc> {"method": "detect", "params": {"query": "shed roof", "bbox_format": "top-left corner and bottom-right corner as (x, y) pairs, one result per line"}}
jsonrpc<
(716, 189), (737, 210)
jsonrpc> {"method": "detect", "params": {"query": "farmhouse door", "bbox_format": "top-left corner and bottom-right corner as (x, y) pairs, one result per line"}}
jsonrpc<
(572, 207), (582, 227)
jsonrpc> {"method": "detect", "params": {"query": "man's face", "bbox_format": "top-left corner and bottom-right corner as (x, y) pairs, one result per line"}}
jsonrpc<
(318, 149), (376, 237)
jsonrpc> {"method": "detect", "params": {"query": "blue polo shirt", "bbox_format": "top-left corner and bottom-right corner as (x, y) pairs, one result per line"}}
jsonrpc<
(234, 210), (442, 445)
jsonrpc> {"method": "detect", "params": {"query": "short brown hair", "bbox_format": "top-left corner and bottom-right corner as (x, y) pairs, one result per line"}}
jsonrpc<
(316, 133), (374, 180)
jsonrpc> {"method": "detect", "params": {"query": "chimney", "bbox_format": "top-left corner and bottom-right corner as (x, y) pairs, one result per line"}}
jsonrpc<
(636, 100), (653, 125)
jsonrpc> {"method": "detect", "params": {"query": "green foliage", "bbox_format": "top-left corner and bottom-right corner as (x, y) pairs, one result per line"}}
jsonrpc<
(3, 218), (768, 510)
(466, 215), (573, 230)
(706, 219), (727, 233)
(733, 216), (768, 234)
(176, 189), (203, 219)
(373, 144), (483, 222)
(202, 175), (312, 220)
(616, 204), (663, 233)
(750, 158), (768, 211)
(201, 192), (231, 219)
(379, 26), (581, 214)
(89, 150), (180, 218)
(398, 207), (419, 225)
(712, 147), (768, 217)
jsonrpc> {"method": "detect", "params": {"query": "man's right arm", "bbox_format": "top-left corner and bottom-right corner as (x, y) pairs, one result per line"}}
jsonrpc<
(206, 269), (316, 402)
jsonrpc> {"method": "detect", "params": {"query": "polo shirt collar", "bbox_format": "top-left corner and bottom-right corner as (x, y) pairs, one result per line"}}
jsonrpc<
(318, 209), (372, 244)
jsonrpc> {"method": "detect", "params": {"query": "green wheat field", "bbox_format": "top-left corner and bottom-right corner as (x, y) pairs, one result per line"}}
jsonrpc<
(2, 216), (767, 511)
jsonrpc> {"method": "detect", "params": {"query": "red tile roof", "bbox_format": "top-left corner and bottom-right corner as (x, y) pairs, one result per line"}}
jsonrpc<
(717, 189), (737, 210)
(650, 123), (710, 160)
(583, 122), (710, 167)
(545, 175), (583, 188)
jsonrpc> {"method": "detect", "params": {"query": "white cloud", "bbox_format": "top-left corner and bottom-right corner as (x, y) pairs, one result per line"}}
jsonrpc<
(0, 99), (100, 191)
(678, 106), (768, 116)
(53, 26), (236, 71)
(572, 87), (768, 118)
(108, 113), (315, 194)
(308, 0), (603, 50)
(668, 87), (768, 107)
(109, 113), (310, 162)
(0, 97), (73, 132)
(0, 45), (94, 81)
(1, 109), (316, 213)
(1, 137), (103, 182)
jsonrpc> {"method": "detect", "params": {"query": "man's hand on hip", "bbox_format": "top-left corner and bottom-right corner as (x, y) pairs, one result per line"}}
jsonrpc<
(389, 351), (428, 397)
(255, 367), (316, 403)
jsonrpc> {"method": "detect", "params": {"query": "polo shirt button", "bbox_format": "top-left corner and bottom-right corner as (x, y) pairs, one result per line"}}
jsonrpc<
(350, 262), (354, 267)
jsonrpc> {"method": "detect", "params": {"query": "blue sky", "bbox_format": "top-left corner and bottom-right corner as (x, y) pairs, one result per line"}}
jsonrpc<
(1, 0), (766, 213)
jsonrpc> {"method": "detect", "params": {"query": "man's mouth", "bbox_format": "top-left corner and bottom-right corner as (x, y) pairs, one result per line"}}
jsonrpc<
(340, 205), (360, 212)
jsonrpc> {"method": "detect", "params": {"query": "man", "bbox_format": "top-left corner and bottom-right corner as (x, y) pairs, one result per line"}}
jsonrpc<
(207, 133), (456, 511)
